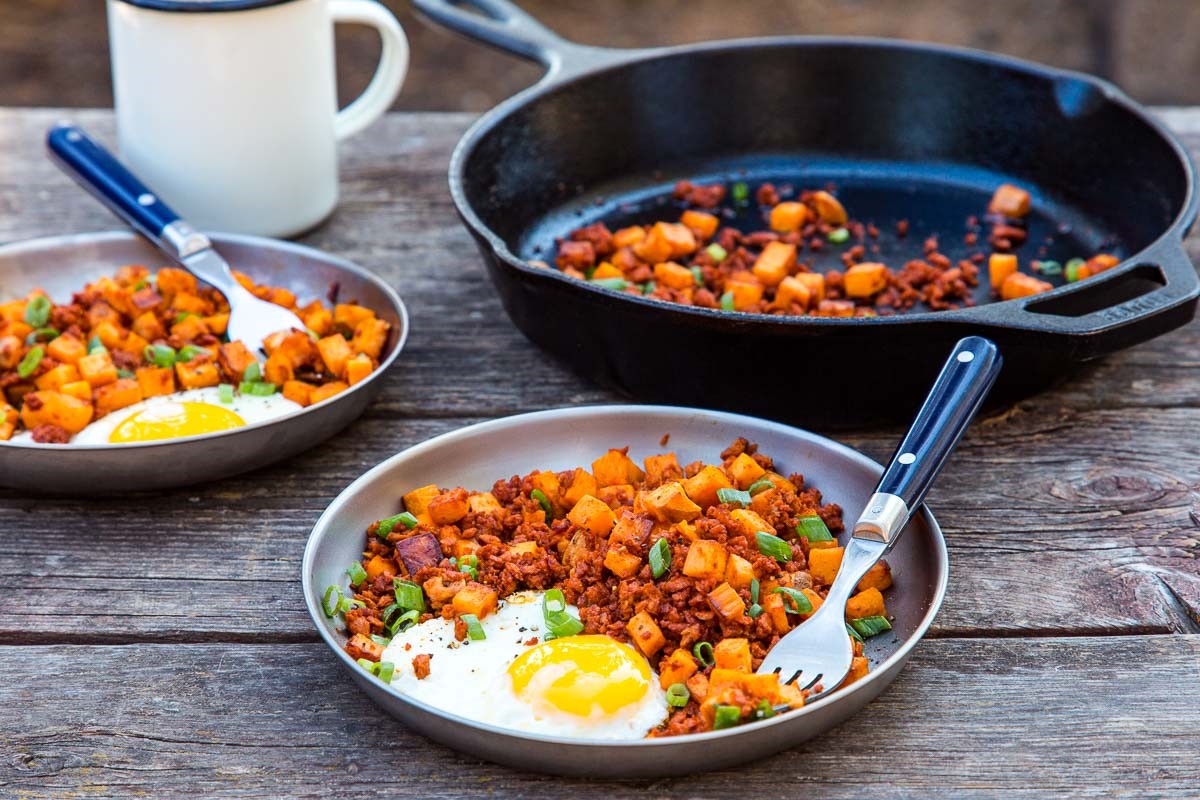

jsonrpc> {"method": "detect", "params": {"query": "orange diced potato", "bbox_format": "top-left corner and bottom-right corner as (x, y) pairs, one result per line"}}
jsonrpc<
(641, 482), (702, 523)
(35, 363), (80, 392)
(658, 648), (699, 689)
(686, 672), (709, 702)
(403, 484), (440, 517)
(846, 587), (886, 619)
(1086, 253), (1120, 274)
(345, 353), (374, 386)
(508, 541), (540, 558)
(772, 275), (813, 311)
(268, 287), (296, 309)
(680, 209), (719, 239)
(530, 470), (561, 509)
(800, 588), (824, 620)
(60, 380), (92, 402)
(467, 492), (501, 514)
(843, 262), (888, 298)
(264, 352), (294, 386)
(752, 242), (796, 287)
(724, 553), (755, 590)
(604, 544), (643, 578)
(429, 489), (470, 524)
(713, 637), (752, 671)
(730, 508), (774, 537)
(626, 611), (667, 657)
(347, 633), (384, 662)
(809, 546), (844, 585)
(988, 183), (1031, 218)
(725, 280), (763, 311)
(769, 201), (809, 233)
(592, 448), (645, 487)
(78, 351), (118, 388)
(1001, 272), (1053, 300)
(203, 313), (229, 335)
(170, 314), (209, 341)
(592, 262), (623, 279)
(317, 334), (352, 378)
(135, 366), (175, 398)
(218, 341), (258, 382)
(174, 360), (219, 389)
(19, 390), (93, 434)
(810, 191), (847, 224)
(988, 253), (1018, 290)
(682, 465), (734, 510)
(654, 261), (696, 289)
(309, 381), (347, 404)
(708, 581), (746, 620)
(857, 561), (893, 593)
(653, 222), (697, 259)
(453, 539), (481, 559)
(94, 378), (143, 417)
(567, 494), (617, 536)
(682, 539), (728, 581)
(452, 583), (499, 619)
(364, 554), (396, 581)
(46, 334), (87, 365)
(0, 402), (17, 440)
(302, 305), (334, 337)
(93, 320), (126, 350)
(613, 226), (646, 249)
(839, 656), (870, 688)
(282, 380), (313, 407)
(643, 453), (681, 486)
(334, 303), (376, 336)
(156, 267), (198, 297)
(131, 311), (166, 342)
(351, 317), (390, 359)
(727, 453), (766, 489)
(794, 271), (826, 303)
(170, 291), (212, 316)
(763, 591), (790, 634)
(561, 468), (598, 507)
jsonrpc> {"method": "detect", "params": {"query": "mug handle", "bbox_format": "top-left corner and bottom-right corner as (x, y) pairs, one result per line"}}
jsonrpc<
(331, 0), (410, 140)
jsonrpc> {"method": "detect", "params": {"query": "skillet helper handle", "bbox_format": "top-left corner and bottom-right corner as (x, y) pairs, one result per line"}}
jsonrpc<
(854, 336), (1002, 548)
(46, 123), (212, 263)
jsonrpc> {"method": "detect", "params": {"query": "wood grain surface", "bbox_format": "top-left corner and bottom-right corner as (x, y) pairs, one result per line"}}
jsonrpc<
(0, 108), (1198, 798)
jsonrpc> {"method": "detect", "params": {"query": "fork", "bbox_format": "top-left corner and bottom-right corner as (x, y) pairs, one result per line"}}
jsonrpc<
(757, 336), (1002, 700)
(46, 123), (305, 354)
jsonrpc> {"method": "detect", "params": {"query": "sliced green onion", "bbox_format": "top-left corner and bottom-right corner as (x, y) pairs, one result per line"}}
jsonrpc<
(116, 368), (134, 379)
(531, 488), (552, 517)
(720, 291), (735, 311)
(590, 277), (628, 291)
(133, 278), (149, 291)
(747, 477), (774, 496)
(459, 554), (479, 571)
(388, 608), (421, 635)
(242, 361), (263, 383)
(461, 613), (486, 641)
(17, 346), (43, 379)
(305, 328), (320, 341)
(24, 296), (51, 328)
(87, 336), (106, 354)
(337, 595), (365, 614)
(750, 578), (760, 605)
(716, 487), (751, 507)
(370, 634), (391, 647)
(666, 683), (690, 708)
(772, 586), (813, 615)
(693, 641), (715, 668)
(238, 381), (277, 396)
(374, 661), (396, 682)
(322, 585), (343, 618)
(356, 657), (375, 671)
(544, 588), (568, 614)
(849, 615), (892, 638)
(751, 699), (776, 720)
(846, 623), (864, 643)
(731, 182), (749, 204)
(176, 344), (210, 363)
(712, 704), (742, 729)
(583, 265), (597, 280)
(377, 511), (419, 537)
(756, 531), (793, 562)
(649, 537), (671, 579)
(796, 514), (834, 543)
(706, 243), (727, 262)
(827, 227), (850, 244)
(1065, 257), (1086, 282)
(747, 603), (764, 619)
(346, 562), (368, 586)
(143, 344), (176, 368)
(690, 266), (704, 284)
(641, 281), (656, 295)
(218, 383), (234, 404)
(25, 327), (59, 345)
(393, 578), (426, 612)
(542, 588), (583, 640)
(1035, 259), (1063, 276)
(174, 311), (195, 324)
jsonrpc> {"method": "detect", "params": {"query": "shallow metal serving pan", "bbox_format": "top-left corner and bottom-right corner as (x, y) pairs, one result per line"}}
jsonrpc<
(0, 231), (407, 494)
(303, 405), (947, 777)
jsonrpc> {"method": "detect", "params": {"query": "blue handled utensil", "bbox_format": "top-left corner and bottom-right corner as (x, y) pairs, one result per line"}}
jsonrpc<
(757, 336), (1002, 698)
(46, 123), (304, 353)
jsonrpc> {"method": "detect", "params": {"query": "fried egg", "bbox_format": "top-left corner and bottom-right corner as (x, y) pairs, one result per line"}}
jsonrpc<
(380, 590), (668, 739)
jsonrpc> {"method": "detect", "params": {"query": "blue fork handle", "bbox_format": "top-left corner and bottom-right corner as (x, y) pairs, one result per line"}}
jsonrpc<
(854, 336), (1002, 545)
(46, 123), (186, 250)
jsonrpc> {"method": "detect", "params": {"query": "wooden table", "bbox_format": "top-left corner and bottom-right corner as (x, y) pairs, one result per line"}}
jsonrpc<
(1, 107), (1198, 799)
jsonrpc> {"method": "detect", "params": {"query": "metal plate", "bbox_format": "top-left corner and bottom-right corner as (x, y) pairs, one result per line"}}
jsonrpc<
(303, 405), (947, 777)
(0, 231), (408, 493)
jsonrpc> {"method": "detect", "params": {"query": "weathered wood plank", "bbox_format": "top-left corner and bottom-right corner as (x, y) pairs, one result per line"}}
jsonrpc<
(1, 636), (1196, 798)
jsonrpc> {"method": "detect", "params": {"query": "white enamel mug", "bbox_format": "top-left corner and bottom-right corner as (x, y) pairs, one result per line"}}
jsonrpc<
(107, 0), (409, 237)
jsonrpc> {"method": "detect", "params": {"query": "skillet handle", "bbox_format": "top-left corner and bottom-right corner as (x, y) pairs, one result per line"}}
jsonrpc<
(410, 0), (621, 78)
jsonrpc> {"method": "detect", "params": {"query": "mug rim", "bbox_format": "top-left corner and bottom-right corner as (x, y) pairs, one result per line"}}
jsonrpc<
(113, 0), (300, 12)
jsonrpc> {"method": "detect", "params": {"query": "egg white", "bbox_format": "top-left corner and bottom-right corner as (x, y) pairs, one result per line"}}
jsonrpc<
(379, 590), (668, 740)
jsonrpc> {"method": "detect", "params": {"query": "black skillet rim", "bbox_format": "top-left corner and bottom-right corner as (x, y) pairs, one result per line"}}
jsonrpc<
(447, 35), (1199, 329)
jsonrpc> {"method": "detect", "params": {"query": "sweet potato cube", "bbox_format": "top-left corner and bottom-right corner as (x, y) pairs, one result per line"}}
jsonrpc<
(686, 672), (709, 702)
(93, 320), (126, 350)
(467, 492), (502, 514)
(682, 465), (733, 509)
(135, 366), (175, 398)
(453, 539), (481, 559)
(1086, 254), (1120, 274)
(988, 183), (1031, 218)
(175, 360), (219, 389)
(626, 611), (666, 657)
(708, 581), (746, 620)
(429, 488), (470, 525)
(713, 637), (752, 672)
(35, 363), (80, 392)
(772, 275), (813, 311)
(397, 485), (436, 518)
(591, 262), (623, 279)
(725, 280), (763, 311)
(364, 554), (396, 581)
(810, 190), (847, 224)
(1001, 272), (1053, 300)
(334, 303), (375, 336)
(643, 453), (681, 486)
(658, 647), (699, 689)
(682, 539), (728, 581)
(346, 633), (384, 662)
(46, 334), (86, 365)
(857, 561), (893, 593)
(801, 588), (824, 619)
(308, 381), (346, 404)
(644, 221), (696, 260)
(351, 317), (390, 360)
(592, 448), (645, 487)
(170, 314), (209, 341)
(170, 291), (212, 316)
(988, 253), (1018, 290)
(839, 656), (870, 688)
(612, 226), (646, 249)
(794, 272), (826, 303)
(653, 261), (696, 290)
(264, 352), (295, 386)
(94, 378), (143, 417)
(730, 508), (774, 537)
(530, 470), (561, 508)
(752, 242), (796, 287)
(724, 553), (755, 590)
(60, 380), (92, 402)
(282, 380), (313, 407)
(317, 334), (352, 378)
(680, 209), (719, 240)
(217, 342), (258, 383)
(845, 587), (886, 620)
(843, 262), (888, 298)
(604, 544), (643, 578)
(20, 390), (93, 434)
(769, 201), (809, 233)
(272, 331), (319, 369)
(203, 313), (229, 335)
(302, 305), (334, 337)
(641, 482), (702, 523)
(130, 311), (166, 343)
(567, 494), (617, 536)
(0, 402), (17, 440)
(763, 591), (790, 634)
(809, 546), (844, 585)
(561, 468), (598, 507)
(156, 267), (199, 297)
(78, 351), (118, 388)
(727, 453), (766, 489)
(452, 583), (499, 619)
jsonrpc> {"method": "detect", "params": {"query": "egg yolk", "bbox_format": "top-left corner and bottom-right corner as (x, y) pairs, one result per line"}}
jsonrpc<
(507, 635), (653, 718)
(108, 402), (245, 443)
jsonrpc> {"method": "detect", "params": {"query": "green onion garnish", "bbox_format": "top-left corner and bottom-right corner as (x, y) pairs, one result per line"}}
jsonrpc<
(176, 344), (210, 363)
(747, 603), (764, 619)
(706, 243), (727, 262)
(720, 291), (735, 311)
(117, 368), (135, 379)
(461, 613), (486, 641)
(24, 296), (51, 328)
(1065, 258), (1086, 282)
(693, 641), (715, 668)
(374, 661), (396, 682)
(25, 327), (59, 345)
(174, 311), (195, 324)
(377, 511), (419, 537)
(712, 704), (742, 729)
(750, 578), (760, 605)
(590, 277), (628, 291)
(218, 383), (234, 404)
(641, 281), (656, 295)
(849, 615), (892, 638)
(666, 683), (690, 708)
(346, 562), (368, 586)
(337, 595), (364, 614)
(751, 699), (775, 720)
(827, 227), (850, 244)
(731, 182), (749, 204)
(690, 266), (704, 284)
(393, 578), (426, 612)
(388, 608), (421, 635)
(747, 477), (774, 496)
(238, 381), (277, 396)
(133, 278), (148, 291)
(370, 634), (391, 647)
(143, 344), (176, 368)
(716, 487), (751, 507)
(87, 336), (106, 354)
(756, 531), (792, 562)
(17, 346), (44, 379)
(459, 554), (479, 571)
(243, 361), (263, 383)
(845, 623), (864, 644)
(356, 657), (374, 670)
(649, 537), (671, 579)
(531, 488), (552, 517)
(772, 586), (813, 615)
(322, 585), (342, 618)
(796, 514), (834, 543)
(1035, 259), (1063, 276)
(542, 588), (584, 640)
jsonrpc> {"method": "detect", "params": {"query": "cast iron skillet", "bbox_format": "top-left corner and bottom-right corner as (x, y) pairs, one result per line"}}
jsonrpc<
(412, 0), (1198, 426)
(0, 232), (407, 494)
(303, 405), (947, 777)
